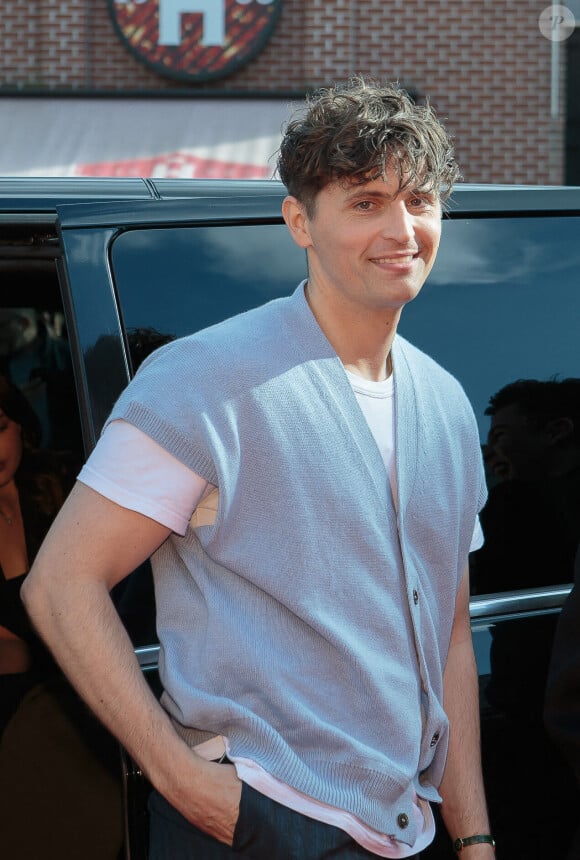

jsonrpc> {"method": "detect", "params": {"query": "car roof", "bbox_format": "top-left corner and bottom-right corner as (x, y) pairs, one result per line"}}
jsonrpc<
(0, 177), (578, 216)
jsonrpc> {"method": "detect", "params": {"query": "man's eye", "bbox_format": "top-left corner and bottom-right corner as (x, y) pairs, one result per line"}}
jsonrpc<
(410, 194), (438, 209)
(488, 430), (507, 445)
(355, 200), (374, 211)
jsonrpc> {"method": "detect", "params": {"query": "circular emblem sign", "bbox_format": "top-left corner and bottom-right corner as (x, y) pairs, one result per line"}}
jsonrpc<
(108, 0), (283, 83)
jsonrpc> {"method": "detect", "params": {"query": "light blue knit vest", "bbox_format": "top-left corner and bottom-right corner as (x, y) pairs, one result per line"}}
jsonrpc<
(107, 284), (486, 846)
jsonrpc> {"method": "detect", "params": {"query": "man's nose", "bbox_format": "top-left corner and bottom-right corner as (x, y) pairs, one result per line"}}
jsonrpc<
(381, 201), (415, 244)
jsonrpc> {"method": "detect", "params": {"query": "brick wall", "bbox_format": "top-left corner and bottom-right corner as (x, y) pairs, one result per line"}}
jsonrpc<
(0, 0), (571, 183)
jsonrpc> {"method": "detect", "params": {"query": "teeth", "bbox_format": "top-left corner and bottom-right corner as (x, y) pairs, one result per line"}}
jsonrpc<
(373, 256), (414, 263)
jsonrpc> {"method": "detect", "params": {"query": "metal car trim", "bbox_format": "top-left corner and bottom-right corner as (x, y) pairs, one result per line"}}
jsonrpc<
(469, 583), (572, 619)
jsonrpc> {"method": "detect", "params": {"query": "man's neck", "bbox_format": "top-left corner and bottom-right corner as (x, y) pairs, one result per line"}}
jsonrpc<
(304, 281), (399, 381)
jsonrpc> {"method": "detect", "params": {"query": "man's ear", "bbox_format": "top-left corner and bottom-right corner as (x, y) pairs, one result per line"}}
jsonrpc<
(546, 416), (574, 445)
(282, 196), (312, 249)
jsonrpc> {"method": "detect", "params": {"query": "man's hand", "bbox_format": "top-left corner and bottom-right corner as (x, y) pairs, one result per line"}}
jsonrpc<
(170, 760), (243, 846)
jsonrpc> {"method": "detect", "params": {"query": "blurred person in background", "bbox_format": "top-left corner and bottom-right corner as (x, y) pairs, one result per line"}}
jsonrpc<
(0, 373), (123, 859)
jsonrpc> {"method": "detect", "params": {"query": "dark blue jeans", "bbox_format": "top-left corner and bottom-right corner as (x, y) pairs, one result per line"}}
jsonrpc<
(149, 784), (422, 860)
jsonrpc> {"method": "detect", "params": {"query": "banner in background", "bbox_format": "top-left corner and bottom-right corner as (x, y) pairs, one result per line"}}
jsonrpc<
(1, 97), (294, 179)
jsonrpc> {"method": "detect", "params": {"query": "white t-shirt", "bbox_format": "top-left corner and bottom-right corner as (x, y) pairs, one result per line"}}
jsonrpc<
(79, 368), (482, 857)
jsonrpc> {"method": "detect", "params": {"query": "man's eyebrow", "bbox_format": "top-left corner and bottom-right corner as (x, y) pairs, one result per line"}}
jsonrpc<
(343, 183), (438, 202)
(343, 186), (395, 202)
(409, 185), (439, 199)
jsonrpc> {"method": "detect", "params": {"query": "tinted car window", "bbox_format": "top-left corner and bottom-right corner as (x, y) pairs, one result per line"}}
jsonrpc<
(111, 223), (307, 342)
(399, 216), (580, 438)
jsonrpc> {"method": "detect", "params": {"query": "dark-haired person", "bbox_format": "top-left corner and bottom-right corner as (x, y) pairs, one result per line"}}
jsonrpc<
(23, 80), (493, 859)
(0, 373), (123, 858)
(471, 378), (580, 594)
(0, 372), (73, 731)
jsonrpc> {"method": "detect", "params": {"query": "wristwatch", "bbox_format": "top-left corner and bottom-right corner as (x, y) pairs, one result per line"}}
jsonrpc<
(453, 834), (496, 852)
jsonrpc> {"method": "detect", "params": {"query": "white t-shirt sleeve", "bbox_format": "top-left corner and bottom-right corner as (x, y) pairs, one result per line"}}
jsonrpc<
(78, 420), (209, 535)
(470, 516), (484, 553)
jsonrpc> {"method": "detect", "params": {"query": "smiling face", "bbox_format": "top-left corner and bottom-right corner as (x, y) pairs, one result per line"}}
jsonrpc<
(283, 167), (442, 318)
(0, 410), (22, 489)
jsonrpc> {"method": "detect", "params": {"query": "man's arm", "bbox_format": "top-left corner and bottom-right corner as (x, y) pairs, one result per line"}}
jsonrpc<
(438, 567), (495, 858)
(21, 481), (242, 845)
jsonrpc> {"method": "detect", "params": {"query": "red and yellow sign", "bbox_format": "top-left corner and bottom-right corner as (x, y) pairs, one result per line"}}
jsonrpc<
(108, 1), (283, 83)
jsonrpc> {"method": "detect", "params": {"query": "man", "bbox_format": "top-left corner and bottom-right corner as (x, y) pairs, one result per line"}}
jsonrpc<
(483, 378), (580, 486)
(22, 80), (493, 858)
(472, 378), (580, 594)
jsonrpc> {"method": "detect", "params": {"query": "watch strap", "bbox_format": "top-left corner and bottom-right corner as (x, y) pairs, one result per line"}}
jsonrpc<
(453, 834), (496, 852)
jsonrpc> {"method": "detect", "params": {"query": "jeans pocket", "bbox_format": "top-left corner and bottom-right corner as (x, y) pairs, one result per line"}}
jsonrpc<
(232, 782), (294, 859)
(231, 783), (361, 860)
(231, 781), (261, 856)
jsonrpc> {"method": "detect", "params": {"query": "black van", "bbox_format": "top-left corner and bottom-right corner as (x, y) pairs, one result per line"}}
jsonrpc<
(1, 178), (580, 859)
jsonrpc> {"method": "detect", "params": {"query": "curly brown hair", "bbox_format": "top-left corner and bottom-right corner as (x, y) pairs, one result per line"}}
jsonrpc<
(277, 78), (460, 213)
